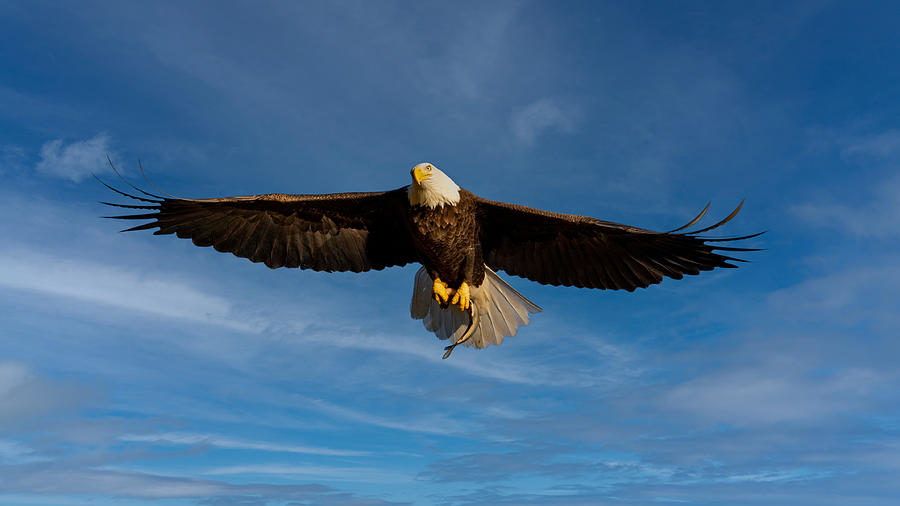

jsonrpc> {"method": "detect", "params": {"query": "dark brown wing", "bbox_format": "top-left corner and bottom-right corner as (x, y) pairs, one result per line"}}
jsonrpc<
(101, 180), (418, 272)
(474, 193), (761, 291)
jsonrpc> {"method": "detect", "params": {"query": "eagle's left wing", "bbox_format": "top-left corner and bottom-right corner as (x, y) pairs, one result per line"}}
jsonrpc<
(101, 181), (418, 272)
(474, 193), (761, 291)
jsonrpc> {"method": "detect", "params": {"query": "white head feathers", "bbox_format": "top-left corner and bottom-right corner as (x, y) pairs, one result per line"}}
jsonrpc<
(407, 162), (461, 208)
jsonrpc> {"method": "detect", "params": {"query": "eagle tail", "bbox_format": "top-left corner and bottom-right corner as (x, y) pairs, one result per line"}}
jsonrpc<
(410, 266), (542, 353)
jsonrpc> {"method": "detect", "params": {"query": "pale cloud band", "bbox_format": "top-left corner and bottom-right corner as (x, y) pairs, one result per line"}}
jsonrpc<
(35, 133), (114, 182)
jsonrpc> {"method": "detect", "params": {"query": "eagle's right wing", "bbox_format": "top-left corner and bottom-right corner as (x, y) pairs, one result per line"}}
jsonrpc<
(475, 194), (761, 291)
(102, 181), (418, 272)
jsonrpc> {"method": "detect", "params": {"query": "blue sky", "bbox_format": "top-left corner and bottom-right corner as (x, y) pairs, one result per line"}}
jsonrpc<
(1, 1), (899, 505)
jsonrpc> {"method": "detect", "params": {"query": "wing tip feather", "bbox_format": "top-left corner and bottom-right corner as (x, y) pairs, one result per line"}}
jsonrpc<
(676, 200), (745, 236)
(666, 201), (710, 233)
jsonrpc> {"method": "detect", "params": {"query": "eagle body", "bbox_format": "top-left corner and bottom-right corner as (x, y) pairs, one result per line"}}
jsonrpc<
(101, 161), (760, 357)
(407, 190), (484, 289)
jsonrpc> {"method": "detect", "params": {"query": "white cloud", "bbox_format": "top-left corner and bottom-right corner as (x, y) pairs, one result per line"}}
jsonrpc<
(0, 466), (399, 504)
(510, 98), (579, 146)
(0, 249), (254, 332)
(756, 261), (900, 403)
(790, 175), (900, 238)
(34, 133), (114, 182)
(767, 264), (900, 325)
(265, 319), (616, 388)
(0, 362), (32, 397)
(0, 440), (41, 464)
(663, 366), (882, 425)
(842, 129), (900, 159)
(0, 361), (95, 427)
(120, 432), (370, 457)
(300, 395), (465, 436)
(654, 261), (900, 427)
(794, 129), (900, 238)
(0, 440), (29, 458)
(202, 464), (409, 483)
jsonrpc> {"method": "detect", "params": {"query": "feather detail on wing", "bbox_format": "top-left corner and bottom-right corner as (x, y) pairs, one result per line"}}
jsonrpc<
(474, 193), (763, 291)
(99, 177), (419, 272)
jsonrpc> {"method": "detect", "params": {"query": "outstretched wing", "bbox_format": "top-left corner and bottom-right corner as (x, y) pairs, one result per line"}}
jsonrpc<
(474, 194), (761, 291)
(101, 181), (418, 272)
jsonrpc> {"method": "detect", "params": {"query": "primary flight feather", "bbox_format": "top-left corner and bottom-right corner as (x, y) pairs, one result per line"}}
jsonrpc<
(102, 162), (760, 357)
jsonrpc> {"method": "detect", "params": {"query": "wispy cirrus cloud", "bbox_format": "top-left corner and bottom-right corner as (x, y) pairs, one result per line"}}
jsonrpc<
(793, 129), (900, 238)
(0, 439), (42, 465)
(120, 432), (370, 457)
(0, 464), (407, 505)
(662, 364), (884, 426)
(34, 133), (114, 182)
(0, 249), (254, 332)
(841, 128), (900, 159)
(419, 440), (827, 488)
(766, 264), (900, 327)
(202, 464), (409, 483)
(790, 175), (900, 238)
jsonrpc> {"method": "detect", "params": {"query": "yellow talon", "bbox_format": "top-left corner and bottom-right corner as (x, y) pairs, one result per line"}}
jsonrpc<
(450, 281), (470, 311)
(433, 277), (450, 304)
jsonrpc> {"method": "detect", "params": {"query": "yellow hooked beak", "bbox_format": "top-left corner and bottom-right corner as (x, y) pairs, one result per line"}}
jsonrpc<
(412, 165), (432, 184)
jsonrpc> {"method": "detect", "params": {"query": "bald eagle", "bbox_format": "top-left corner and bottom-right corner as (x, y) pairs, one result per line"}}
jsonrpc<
(101, 162), (760, 358)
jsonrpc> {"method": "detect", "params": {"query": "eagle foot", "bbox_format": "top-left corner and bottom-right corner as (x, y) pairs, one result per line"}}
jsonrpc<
(450, 281), (470, 311)
(433, 277), (450, 305)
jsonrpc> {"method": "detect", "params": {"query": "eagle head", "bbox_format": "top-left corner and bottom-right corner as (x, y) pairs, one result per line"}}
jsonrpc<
(408, 162), (461, 208)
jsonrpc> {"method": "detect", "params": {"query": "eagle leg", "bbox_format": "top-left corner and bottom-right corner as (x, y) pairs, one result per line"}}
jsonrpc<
(433, 277), (450, 305)
(450, 281), (471, 311)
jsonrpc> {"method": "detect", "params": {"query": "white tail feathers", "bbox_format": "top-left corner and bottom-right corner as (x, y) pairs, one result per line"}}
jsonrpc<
(410, 266), (542, 351)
